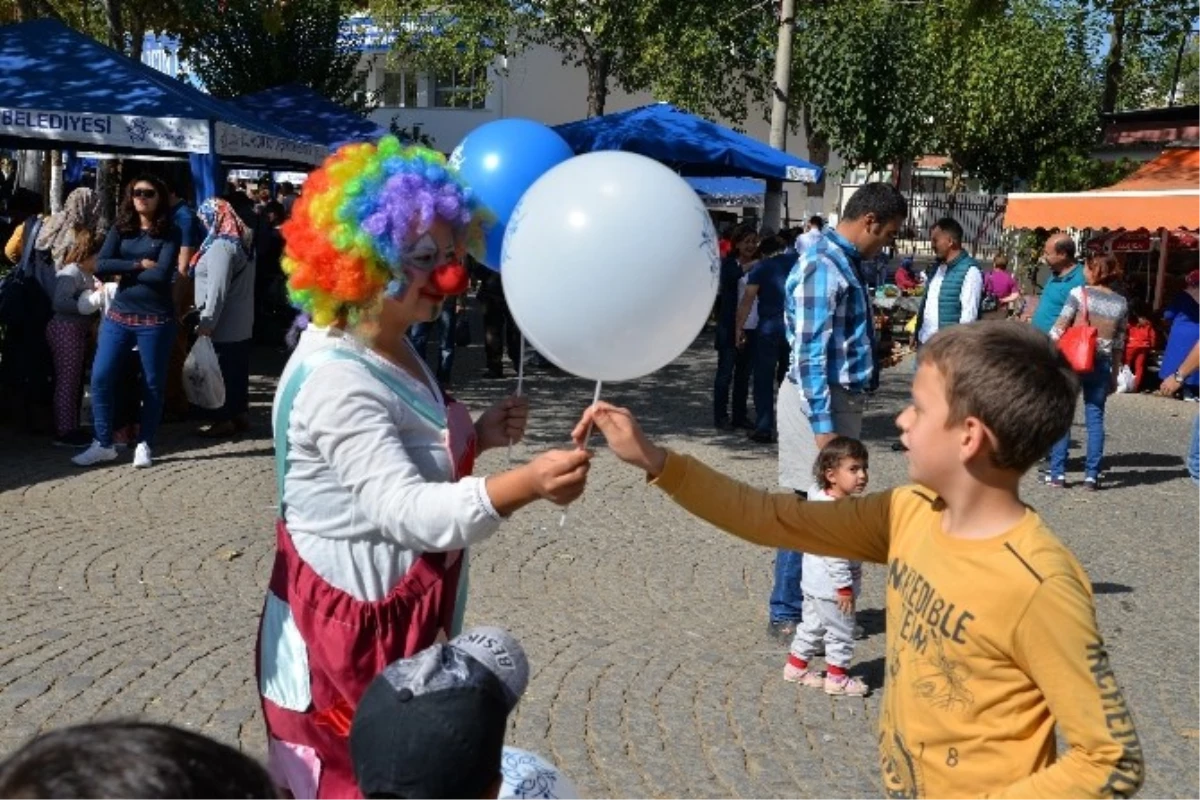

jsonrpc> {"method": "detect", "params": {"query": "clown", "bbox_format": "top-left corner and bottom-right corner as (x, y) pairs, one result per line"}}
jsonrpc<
(257, 137), (592, 799)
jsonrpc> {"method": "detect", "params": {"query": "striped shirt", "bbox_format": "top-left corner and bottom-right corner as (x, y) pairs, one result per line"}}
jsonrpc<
(1050, 286), (1128, 360)
(785, 228), (876, 434)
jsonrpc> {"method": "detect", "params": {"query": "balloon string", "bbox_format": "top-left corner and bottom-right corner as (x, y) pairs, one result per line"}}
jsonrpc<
(559, 380), (602, 528)
(508, 335), (527, 465)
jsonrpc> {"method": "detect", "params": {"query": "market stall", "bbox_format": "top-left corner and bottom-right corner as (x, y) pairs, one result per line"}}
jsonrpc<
(1004, 146), (1200, 309)
(228, 84), (387, 150)
(554, 103), (822, 183)
(0, 19), (326, 205)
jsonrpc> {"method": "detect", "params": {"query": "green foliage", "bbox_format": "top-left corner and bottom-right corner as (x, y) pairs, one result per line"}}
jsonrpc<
(934, 0), (1102, 191)
(790, 0), (937, 173)
(366, 0), (509, 95)
(1028, 152), (1140, 192)
(178, 0), (367, 109)
(369, 0), (772, 117)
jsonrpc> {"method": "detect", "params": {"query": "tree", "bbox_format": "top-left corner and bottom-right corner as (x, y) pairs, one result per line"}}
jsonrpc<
(178, 0), (367, 108)
(789, 0), (937, 177)
(1095, 0), (1198, 112)
(933, 0), (1101, 191)
(369, 0), (765, 118)
(1028, 151), (1139, 193)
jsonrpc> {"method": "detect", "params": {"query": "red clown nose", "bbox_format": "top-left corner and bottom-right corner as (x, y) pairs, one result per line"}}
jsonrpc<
(428, 261), (469, 296)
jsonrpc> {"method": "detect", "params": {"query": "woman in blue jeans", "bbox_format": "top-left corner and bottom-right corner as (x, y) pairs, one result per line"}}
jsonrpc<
(1048, 254), (1128, 490)
(73, 175), (181, 469)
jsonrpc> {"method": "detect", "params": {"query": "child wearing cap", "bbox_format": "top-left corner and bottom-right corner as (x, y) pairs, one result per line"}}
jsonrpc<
(350, 626), (576, 800)
(783, 436), (870, 697)
(574, 321), (1142, 798)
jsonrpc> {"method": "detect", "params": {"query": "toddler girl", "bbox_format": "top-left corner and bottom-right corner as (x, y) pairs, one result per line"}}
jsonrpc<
(783, 436), (870, 696)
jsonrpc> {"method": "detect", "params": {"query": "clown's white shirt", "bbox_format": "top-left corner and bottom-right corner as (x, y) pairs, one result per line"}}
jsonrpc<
(273, 327), (500, 602)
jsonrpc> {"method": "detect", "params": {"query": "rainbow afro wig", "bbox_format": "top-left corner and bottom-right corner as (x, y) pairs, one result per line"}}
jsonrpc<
(281, 136), (486, 328)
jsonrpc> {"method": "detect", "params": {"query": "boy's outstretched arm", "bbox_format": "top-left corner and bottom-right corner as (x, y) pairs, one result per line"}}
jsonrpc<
(996, 575), (1144, 799)
(574, 403), (892, 564)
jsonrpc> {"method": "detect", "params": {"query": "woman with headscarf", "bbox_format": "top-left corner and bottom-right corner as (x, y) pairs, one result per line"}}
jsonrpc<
(192, 198), (256, 437)
(257, 137), (592, 798)
(35, 187), (102, 269)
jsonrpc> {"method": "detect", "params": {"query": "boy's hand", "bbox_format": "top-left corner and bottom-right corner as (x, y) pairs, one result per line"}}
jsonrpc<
(573, 402), (667, 477)
(836, 594), (854, 616)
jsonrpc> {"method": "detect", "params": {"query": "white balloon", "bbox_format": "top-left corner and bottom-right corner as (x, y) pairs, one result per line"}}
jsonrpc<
(500, 152), (720, 382)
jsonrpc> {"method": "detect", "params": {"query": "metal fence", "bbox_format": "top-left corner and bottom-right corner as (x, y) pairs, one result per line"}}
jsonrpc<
(841, 185), (1010, 259)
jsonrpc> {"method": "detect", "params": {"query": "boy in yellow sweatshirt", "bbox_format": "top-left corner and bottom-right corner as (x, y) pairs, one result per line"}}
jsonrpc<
(573, 321), (1142, 799)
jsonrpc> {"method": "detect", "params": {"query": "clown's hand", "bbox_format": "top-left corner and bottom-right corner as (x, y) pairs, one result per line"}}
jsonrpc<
(475, 395), (529, 452)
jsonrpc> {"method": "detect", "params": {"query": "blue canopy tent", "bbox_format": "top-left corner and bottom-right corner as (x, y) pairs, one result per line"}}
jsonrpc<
(686, 177), (765, 208)
(229, 84), (387, 150)
(555, 103), (822, 183)
(0, 19), (326, 205)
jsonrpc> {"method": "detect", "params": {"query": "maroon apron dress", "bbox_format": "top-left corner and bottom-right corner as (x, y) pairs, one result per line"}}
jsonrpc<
(257, 348), (477, 798)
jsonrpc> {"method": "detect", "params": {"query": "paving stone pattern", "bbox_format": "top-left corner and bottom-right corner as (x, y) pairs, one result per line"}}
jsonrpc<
(0, 329), (1196, 797)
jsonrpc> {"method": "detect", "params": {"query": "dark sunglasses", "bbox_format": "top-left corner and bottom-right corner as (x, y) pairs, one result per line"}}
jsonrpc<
(132, 188), (157, 199)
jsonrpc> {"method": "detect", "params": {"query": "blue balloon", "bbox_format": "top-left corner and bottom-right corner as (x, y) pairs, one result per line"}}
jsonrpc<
(449, 118), (575, 270)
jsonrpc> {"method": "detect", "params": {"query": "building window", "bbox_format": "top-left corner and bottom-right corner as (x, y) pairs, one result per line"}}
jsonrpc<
(380, 69), (417, 108)
(432, 67), (487, 109)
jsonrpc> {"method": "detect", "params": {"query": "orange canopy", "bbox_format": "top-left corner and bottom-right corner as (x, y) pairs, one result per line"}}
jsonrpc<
(1004, 147), (1200, 230)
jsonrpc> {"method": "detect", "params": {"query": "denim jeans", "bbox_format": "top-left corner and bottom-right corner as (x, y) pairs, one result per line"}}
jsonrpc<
(213, 339), (251, 421)
(770, 546), (805, 623)
(752, 327), (787, 436)
(1050, 360), (1111, 480)
(1189, 413), (1199, 485)
(732, 331), (754, 425)
(408, 303), (459, 384)
(91, 316), (177, 448)
(713, 346), (736, 425)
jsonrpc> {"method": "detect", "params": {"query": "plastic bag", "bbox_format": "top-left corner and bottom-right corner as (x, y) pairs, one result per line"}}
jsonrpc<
(1116, 364), (1135, 394)
(183, 336), (226, 409)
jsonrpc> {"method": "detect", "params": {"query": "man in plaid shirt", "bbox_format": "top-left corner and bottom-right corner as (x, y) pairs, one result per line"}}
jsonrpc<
(766, 183), (908, 643)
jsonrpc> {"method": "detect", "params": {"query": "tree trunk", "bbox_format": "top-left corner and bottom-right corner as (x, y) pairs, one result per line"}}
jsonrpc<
(128, 14), (146, 64)
(1101, 1), (1127, 115)
(14, 0), (38, 21)
(763, 0), (797, 233)
(96, 159), (119, 234)
(16, 150), (44, 199)
(586, 50), (611, 117)
(99, 0), (123, 52)
(49, 150), (63, 213)
(802, 105), (830, 208)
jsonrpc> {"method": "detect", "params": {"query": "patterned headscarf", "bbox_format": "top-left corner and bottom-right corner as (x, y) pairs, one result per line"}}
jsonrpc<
(193, 198), (253, 268)
(36, 188), (102, 267)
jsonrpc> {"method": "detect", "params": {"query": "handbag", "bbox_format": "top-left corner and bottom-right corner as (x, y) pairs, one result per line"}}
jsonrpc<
(1056, 289), (1097, 373)
(0, 217), (48, 327)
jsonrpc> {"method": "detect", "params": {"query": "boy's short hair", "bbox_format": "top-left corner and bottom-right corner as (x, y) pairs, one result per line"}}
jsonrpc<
(918, 322), (1080, 472)
(0, 721), (276, 798)
(814, 436), (869, 488)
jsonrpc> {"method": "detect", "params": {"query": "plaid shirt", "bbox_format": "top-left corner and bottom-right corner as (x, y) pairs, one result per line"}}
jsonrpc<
(784, 228), (876, 434)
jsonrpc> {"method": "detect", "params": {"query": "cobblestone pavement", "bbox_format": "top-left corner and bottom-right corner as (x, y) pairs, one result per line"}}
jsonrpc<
(0, 327), (1196, 798)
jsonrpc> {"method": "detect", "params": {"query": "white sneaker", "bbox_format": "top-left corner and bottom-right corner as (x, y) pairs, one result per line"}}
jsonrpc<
(133, 443), (153, 469)
(72, 441), (118, 467)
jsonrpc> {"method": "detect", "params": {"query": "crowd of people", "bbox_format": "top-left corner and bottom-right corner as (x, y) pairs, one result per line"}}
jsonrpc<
(709, 205), (1200, 491)
(1, 136), (1196, 800)
(0, 175), (300, 464)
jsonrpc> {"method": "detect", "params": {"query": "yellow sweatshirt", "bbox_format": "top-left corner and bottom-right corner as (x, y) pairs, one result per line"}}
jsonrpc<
(654, 451), (1143, 799)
